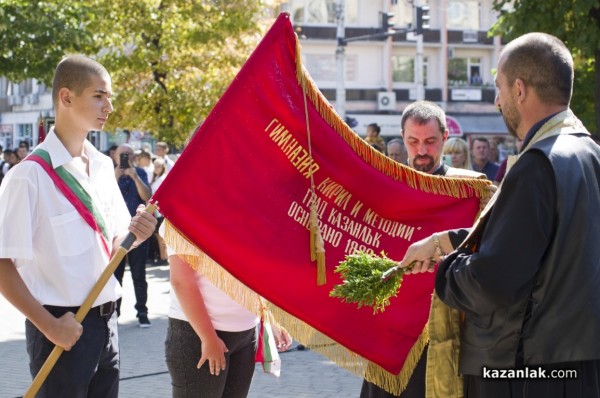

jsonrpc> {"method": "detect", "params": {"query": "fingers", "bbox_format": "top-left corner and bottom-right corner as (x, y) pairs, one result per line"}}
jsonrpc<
(203, 358), (227, 376)
(401, 258), (437, 275)
(129, 207), (158, 241)
(399, 234), (446, 275)
(197, 354), (227, 376)
(53, 312), (83, 351)
(276, 329), (293, 352)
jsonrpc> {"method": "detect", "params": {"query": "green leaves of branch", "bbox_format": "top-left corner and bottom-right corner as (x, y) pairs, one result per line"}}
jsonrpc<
(330, 251), (410, 314)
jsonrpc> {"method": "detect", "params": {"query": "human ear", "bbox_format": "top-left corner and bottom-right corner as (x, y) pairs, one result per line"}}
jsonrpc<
(58, 87), (72, 106)
(514, 78), (527, 104)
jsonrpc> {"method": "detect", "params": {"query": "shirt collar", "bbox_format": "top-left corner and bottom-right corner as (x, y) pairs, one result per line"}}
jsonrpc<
(432, 162), (447, 176)
(520, 112), (561, 153)
(41, 127), (101, 169)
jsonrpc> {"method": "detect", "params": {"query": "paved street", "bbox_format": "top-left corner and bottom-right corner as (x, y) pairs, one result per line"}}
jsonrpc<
(0, 263), (361, 397)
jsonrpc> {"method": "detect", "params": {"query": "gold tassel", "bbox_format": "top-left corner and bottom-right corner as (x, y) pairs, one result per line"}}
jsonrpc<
(309, 204), (317, 262)
(315, 233), (326, 286)
(309, 203), (327, 285)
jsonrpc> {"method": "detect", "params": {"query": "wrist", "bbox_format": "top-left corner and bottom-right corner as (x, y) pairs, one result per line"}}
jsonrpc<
(432, 233), (446, 257)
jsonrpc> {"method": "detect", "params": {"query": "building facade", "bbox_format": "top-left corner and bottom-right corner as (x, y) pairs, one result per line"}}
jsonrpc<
(0, 77), (52, 150)
(0, 1), (514, 157)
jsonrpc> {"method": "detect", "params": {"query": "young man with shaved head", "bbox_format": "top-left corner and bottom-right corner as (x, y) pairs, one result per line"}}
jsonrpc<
(0, 55), (156, 396)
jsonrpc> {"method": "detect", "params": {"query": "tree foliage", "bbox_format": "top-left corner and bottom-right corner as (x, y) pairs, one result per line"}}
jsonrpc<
(0, 0), (281, 144)
(0, 0), (99, 84)
(491, 0), (600, 135)
(94, 0), (275, 144)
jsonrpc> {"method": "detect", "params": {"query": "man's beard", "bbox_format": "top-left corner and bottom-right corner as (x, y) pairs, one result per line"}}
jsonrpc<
(499, 106), (520, 139)
(412, 155), (435, 172)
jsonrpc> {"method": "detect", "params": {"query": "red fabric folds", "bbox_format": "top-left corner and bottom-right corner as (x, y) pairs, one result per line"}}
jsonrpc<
(37, 115), (46, 144)
(152, 13), (480, 375)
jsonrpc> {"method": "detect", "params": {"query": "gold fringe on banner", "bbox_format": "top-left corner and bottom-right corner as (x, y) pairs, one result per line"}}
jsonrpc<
(164, 220), (422, 395)
(294, 33), (490, 201)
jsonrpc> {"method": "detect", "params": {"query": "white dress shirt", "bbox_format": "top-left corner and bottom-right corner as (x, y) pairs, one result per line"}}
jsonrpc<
(0, 128), (131, 306)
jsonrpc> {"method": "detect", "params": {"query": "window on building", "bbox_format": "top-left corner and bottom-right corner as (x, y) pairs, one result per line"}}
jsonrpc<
(448, 57), (481, 86)
(290, 0), (358, 25)
(390, 1), (424, 28)
(447, 0), (480, 30)
(304, 53), (357, 82)
(0, 77), (8, 98)
(17, 124), (33, 148)
(0, 125), (14, 150)
(392, 55), (428, 86)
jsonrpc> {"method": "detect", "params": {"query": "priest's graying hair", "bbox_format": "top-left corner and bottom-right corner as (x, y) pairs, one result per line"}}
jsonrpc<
(501, 32), (573, 107)
(400, 100), (447, 136)
(52, 54), (110, 110)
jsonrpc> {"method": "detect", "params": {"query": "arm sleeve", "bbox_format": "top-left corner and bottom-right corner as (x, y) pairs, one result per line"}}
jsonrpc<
(436, 150), (556, 315)
(448, 229), (470, 248)
(0, 167), (37, 260)
(494, 158), (508, 182)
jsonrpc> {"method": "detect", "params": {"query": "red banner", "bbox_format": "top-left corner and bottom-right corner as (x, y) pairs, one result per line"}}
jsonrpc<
(152, 12), (486, 392)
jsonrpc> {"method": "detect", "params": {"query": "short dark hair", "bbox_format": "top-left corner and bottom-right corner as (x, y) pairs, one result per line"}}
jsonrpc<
(401, 101), (447, 135)
(471, 137), (490, 148)
(501, 32), (573, 106)
(367, 123), (381, 134)
(52, 55), (110, 110)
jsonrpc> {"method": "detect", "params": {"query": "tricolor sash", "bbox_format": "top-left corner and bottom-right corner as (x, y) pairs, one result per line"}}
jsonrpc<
(26, 149), (111, 257)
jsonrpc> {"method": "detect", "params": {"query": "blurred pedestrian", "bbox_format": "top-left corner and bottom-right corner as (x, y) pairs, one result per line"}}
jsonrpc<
(148, 158), (168, 264)
(470, 137), (499, 180)
(365, 123), (386, 153)
(443, 137), (473, 170)
(386, 138), (408, 165)
(155, 141), (175, 172)
(113, 143), (153, 327)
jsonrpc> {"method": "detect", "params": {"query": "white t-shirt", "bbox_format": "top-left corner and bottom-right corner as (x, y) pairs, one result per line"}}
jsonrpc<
(1, 161), (8, 176)
(150, 173), (167, 194)
(0, 129), (131, 306)
(162, 155), (175, 172)
(160, 224), (258, 332)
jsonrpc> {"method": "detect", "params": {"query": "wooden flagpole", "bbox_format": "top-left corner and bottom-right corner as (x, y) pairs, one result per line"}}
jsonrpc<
(23, 204), (156, 398)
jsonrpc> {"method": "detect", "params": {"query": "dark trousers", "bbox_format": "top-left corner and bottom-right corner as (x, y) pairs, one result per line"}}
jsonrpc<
(26, 304), (119, 398)
(360, 344), (427, 398)
(114, 240), (149, 315)
(165, 317), (257, 398)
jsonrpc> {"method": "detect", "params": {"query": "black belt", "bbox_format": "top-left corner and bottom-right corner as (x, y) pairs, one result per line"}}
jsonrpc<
(43, 301), (116, 317)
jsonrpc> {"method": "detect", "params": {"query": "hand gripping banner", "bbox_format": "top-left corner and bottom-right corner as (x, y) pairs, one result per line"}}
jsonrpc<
(151, 12), (488, 395)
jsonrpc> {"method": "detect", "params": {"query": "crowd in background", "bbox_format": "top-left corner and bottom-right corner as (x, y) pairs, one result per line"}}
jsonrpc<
(104, 141), (177, 267)
(362, 122), (522, 184)
(0, 140), (32, 186)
